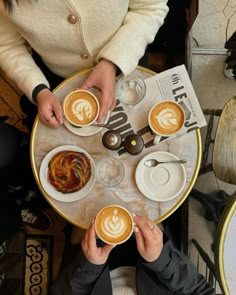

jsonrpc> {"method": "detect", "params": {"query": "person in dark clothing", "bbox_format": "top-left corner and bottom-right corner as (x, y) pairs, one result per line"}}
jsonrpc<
(50, 214), (215, 295)
(0, 121), (54, 294)
(0, 122), (52, 245)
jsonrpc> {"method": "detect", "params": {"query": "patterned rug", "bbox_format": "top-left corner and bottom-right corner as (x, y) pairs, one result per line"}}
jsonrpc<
(25, 234), (53, 295)
(0, 231), (53, 295)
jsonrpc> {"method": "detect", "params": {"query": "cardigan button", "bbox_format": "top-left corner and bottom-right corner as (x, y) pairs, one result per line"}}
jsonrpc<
(80, 53), (89, 59)
(67, 14), (77, 24)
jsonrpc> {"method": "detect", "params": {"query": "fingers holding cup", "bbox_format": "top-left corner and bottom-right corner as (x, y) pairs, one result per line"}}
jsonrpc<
(82, 221), (113, 265)
(133, 214), (163, 262)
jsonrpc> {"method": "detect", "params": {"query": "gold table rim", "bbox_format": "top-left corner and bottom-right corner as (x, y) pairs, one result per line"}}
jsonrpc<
(30, 66), (202, 229)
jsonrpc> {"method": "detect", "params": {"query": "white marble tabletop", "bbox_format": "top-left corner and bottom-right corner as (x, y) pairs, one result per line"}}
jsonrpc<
(216, 195), (236, 295)
(30, 66), (201, 229)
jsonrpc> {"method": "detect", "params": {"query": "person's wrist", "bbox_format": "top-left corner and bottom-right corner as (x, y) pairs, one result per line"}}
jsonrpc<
(82, 249), (107, 266)
(140, 241), (170, 271)
(110, 62), (121, 77)
(32, 84), (49, 104)
(100, 59), (120, 76)
(80, 250), (106, 272)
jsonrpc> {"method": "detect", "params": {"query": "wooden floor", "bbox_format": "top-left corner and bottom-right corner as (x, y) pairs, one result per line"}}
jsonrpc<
(0, 68), (28, 133)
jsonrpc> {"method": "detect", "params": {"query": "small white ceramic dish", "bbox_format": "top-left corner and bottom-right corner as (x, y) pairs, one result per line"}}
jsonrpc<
(135, 151), (186, 202)
(64, 111), (110, 137)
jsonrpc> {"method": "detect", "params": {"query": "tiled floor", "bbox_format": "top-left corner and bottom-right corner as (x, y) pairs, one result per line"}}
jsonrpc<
(188, 0), (236, 293)
(192, 0), (236, 49)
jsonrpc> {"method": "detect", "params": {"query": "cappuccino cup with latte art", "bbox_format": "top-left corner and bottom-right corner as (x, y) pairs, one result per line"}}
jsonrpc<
(63, 90), (99, 127)
(95, 205), (133, 245)
(148, 100), (185, 142)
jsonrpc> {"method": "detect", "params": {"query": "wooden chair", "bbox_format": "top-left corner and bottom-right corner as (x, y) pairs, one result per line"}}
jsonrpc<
(212, 97), (236, 294)
(213, 96), (236, 185)
(192, 96), (236, 227)
(191, 96), (236, 294)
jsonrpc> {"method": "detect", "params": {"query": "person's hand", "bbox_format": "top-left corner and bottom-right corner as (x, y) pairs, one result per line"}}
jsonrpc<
(81, 220), (114, 265)
(36, 88), (64, 128)
(133, 214), (163, 262)
(80, 59), (117, 121)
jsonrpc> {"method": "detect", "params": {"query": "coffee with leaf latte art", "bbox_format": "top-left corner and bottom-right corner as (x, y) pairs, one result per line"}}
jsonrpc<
(149, 101), (184, 136)
(95, 205), (133, 245)
(63, 90), (99, 126)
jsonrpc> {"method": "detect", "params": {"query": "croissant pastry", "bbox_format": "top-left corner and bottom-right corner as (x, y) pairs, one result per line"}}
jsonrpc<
(48, 150), (91, 193)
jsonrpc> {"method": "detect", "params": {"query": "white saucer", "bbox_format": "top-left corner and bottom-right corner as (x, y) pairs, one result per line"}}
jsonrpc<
(135, 151), (186, 202)
(39, 145), (96, 202)
(63, 111), (110, 137)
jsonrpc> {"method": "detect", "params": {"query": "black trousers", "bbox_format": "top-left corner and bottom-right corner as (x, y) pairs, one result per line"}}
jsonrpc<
(0, 123), (22, 244)
(0, 122), (48, 244)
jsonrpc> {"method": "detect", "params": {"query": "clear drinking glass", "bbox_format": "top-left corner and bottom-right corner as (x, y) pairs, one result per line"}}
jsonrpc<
(96, 157), (125, 187)
(116, 74), (146, 107)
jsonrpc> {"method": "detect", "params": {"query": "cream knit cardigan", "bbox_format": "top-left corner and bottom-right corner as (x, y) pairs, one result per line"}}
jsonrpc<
(0, 0), (168, 101)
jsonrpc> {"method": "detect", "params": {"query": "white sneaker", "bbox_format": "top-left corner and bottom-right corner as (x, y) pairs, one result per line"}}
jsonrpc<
(21, 209), (37, 224)
(20, 209), (52, 230)
(224, 65), (235, 79)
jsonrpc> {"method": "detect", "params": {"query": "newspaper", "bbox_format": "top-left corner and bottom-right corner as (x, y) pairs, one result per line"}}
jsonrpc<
(144, 64), (207, 139)
(103, 64), (206, 158)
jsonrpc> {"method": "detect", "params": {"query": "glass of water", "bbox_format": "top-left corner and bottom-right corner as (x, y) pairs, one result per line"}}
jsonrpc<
(116, 74), (146, 107)
(96, 157), (125, 187)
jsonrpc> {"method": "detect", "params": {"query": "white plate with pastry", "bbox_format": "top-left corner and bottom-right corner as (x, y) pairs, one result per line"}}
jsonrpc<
(39, 145), (96, 202)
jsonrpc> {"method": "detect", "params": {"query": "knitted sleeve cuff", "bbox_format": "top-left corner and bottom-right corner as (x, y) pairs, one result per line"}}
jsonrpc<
(32, 84), (49, 104)
(116, 66), (122, 77)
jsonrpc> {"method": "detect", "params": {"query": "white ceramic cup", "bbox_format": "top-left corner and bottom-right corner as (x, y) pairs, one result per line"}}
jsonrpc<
(95, 205), (134, 245)
(63, 89), (100, 127)
(148, 100), (185, 144)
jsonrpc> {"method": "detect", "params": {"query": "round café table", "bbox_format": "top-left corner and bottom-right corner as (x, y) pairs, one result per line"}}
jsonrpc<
(30, 66), (202, 229)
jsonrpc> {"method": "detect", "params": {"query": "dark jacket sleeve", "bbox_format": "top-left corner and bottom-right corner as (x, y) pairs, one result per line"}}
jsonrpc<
(138, 240), (215, 295)
(49, 249), (106, 295)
